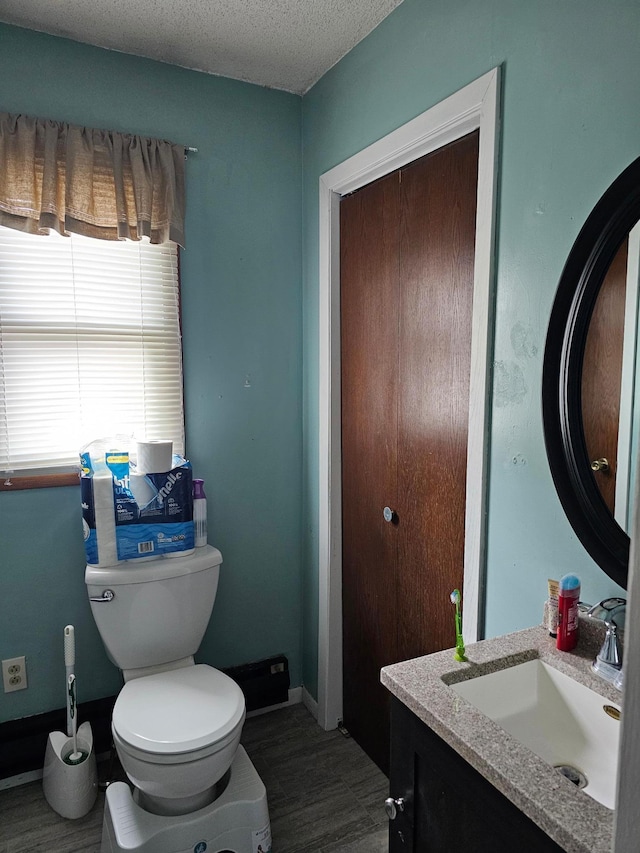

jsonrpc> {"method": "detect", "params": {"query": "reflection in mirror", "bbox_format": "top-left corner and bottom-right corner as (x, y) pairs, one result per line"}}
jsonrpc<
(543, 155), (640, 589)
(583, 224), (640, 532)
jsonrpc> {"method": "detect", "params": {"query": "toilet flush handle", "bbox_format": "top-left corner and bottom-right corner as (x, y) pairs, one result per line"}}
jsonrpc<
(89, 589), (115, 603)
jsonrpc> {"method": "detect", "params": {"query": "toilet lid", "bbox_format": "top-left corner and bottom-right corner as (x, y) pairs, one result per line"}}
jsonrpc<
(113, 664), (245, 755)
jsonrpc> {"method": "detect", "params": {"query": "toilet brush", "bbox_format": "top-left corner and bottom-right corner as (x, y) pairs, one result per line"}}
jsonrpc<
(64, 625), (75, 737)
(64, 675), (87, 765)
(64, 624), (88, 763)
(43, 626), (97, 818)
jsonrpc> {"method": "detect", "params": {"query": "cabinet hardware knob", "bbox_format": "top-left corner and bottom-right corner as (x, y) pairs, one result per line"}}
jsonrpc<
(384, 796), (405, 820)
(590, 457), (609, 472)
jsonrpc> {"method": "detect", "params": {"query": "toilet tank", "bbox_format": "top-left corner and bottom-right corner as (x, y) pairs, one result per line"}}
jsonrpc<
(85, 545), (222, 671)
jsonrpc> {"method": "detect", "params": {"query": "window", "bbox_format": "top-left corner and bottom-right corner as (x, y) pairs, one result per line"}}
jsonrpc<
(0, 226), (185, 486)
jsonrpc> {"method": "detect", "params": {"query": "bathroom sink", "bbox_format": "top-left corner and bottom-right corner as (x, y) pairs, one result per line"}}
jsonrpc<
(449, 659), (621, 809)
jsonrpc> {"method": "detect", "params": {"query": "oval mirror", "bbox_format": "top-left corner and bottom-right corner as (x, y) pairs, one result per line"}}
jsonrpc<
(543, 156), (640, 589)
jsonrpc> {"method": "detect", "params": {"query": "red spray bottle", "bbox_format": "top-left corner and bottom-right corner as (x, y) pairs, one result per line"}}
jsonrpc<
(557, 573), (581, 651)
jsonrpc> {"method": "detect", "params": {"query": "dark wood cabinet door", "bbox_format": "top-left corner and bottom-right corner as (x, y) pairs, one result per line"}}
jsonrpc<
(389, 698), (564, 853)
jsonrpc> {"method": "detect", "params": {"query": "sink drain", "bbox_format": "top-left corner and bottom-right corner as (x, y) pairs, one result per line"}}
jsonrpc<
(554, 764), (588, 789)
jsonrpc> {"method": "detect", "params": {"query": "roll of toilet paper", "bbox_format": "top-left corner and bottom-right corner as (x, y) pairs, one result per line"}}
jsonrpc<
(136, 440), (173, 474)
(92, 474), (118, 567)
(129, 471), (157, 509)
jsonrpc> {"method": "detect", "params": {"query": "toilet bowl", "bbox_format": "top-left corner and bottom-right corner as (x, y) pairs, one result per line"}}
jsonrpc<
(112, 664), (246, 815)
(85, 547), (248, 813)
(86, 546), (271, 851)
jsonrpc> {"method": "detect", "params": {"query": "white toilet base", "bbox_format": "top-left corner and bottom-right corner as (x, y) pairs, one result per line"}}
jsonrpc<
(100, 747), (272, 853)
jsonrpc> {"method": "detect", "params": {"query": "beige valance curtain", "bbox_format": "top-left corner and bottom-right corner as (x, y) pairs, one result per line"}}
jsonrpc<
(0, 112), (185, 246)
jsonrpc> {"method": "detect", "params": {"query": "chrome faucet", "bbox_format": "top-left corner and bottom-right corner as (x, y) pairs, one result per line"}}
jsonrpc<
(586, 597), (626, 685)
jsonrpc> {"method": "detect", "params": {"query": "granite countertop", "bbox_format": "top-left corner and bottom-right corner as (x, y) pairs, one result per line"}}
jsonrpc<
(381, 616), (620, 853)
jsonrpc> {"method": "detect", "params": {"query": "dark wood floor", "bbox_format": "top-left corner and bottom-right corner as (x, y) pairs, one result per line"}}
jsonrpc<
(0, 704), (389, 853)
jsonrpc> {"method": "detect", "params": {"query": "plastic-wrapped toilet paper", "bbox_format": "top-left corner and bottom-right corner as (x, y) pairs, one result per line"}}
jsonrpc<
(80, 438), (194, 564)
(81, 467), (119, 568)
(91, 474), (118, 566)
(136, 440), (173, 474)
(128, 471), (157, 508)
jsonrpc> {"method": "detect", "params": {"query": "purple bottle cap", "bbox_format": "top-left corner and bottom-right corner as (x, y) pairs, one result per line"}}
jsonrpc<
(193, 478), (206, 499)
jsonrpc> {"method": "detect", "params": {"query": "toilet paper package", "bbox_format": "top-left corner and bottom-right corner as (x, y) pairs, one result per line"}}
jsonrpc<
(112, 459), (195, 560)
(81, 439), (195, 565)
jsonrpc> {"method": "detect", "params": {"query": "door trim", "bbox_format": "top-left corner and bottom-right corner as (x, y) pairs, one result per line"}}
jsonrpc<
(317, 67), (501, 729)
(615, 223), (640, 529)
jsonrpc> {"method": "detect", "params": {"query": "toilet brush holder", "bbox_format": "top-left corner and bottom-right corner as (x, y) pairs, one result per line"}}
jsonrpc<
(42, 721), (98, 819)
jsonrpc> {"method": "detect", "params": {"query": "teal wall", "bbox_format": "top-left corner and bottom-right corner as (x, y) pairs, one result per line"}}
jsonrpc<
(3, 0), (640, 723)
(301, 0), (638, 696)
(0, 24), (303, 723)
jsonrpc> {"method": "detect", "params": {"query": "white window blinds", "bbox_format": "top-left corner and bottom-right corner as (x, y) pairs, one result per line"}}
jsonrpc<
(0, 226), (185, 476)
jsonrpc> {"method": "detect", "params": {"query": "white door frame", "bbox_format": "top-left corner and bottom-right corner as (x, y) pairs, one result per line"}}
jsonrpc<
(615, 223), (640, 529)
(615, 454), (640, 848)
(317, 67), (501, 729)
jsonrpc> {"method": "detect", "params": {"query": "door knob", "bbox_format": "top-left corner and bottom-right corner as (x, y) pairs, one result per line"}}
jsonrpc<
(383, 506), (398, 523)
(591, 458), (609, 472)
(384, 796), (405, 820)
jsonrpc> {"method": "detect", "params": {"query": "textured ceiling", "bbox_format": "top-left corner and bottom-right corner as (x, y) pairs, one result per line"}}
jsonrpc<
(0, 0), (404, 94)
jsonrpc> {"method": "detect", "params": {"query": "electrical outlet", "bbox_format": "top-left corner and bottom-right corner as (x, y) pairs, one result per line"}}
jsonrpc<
(2, 656), (28, 693)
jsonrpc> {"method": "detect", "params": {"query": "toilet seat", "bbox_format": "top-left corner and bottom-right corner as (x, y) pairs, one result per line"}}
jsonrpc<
(113, 664), (245, 760)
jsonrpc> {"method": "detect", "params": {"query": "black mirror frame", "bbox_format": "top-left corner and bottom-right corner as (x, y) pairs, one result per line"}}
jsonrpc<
(543, 156), (640, 590)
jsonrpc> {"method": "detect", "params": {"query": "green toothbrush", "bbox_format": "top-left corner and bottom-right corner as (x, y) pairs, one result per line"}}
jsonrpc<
(450, 589), (467, 662)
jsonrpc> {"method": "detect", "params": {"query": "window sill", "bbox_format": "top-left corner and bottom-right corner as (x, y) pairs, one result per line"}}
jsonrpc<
(0, 472), (80, 491)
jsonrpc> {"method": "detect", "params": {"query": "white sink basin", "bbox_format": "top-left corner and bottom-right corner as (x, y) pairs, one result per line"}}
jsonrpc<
(450, 659), (621, 809)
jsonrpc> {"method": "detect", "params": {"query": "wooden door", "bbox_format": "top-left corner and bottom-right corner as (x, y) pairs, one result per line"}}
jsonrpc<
(341, 169), (401, 770)
(582, 238), (629, 514)
(341, 132), (479, 774)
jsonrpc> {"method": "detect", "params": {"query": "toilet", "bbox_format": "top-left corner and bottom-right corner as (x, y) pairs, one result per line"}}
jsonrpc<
(85, 545), (272, 853)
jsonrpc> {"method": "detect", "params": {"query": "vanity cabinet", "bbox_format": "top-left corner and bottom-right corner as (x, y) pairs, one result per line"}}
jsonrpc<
(388, 698), (564, 852)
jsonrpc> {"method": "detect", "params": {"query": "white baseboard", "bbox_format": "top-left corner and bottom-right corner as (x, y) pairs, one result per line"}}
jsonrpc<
(302, 686), (319, 721)
(245, 684), (321, 723)
(0, 767), (43, 791)
(0, 750), (113, 792)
